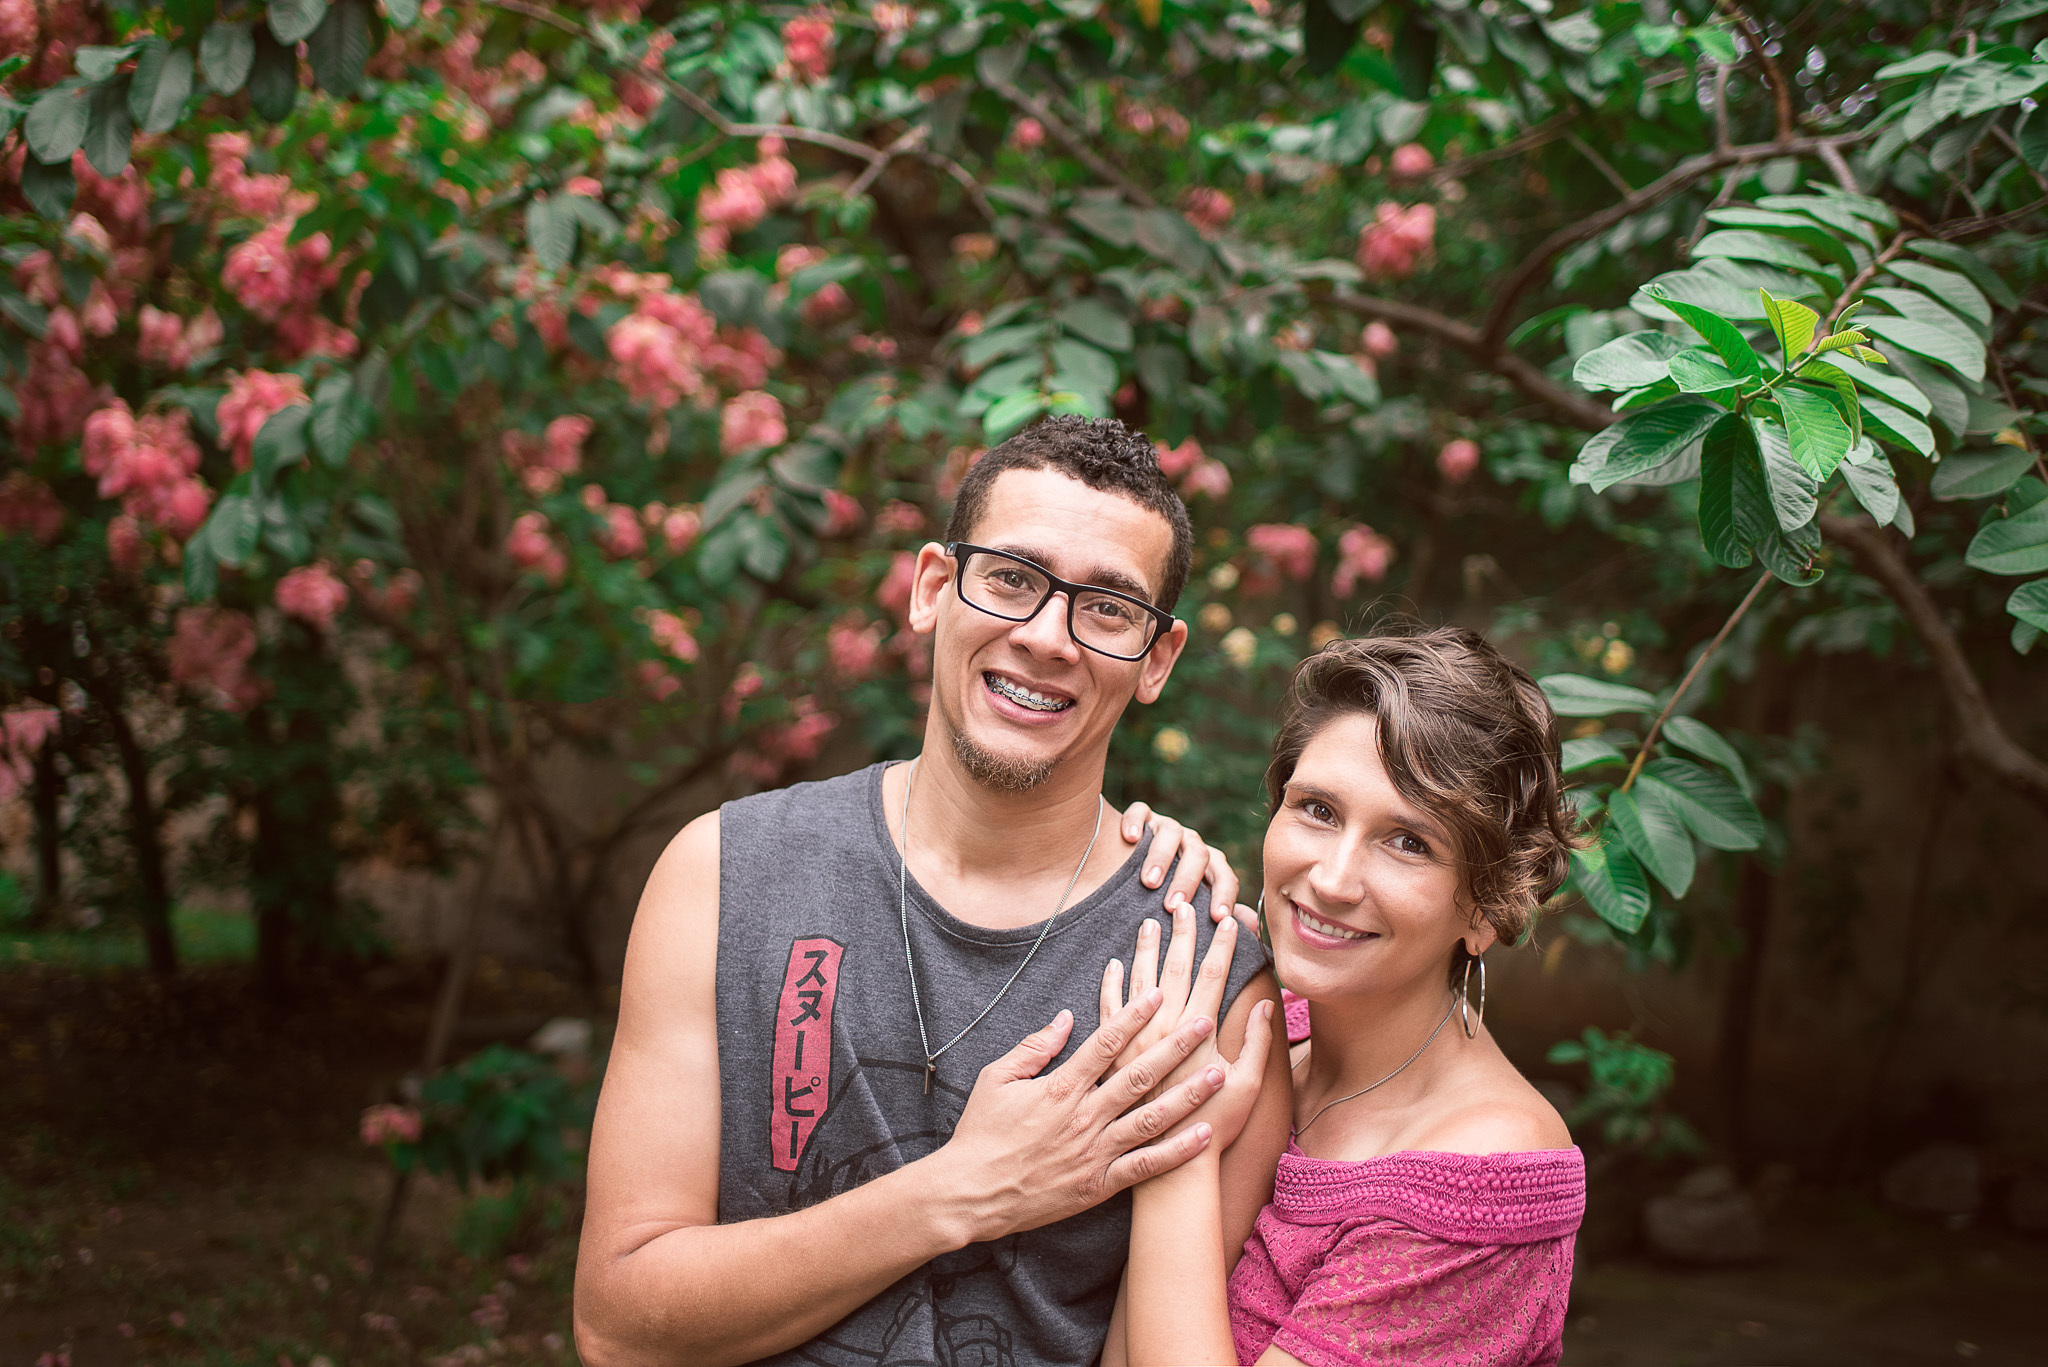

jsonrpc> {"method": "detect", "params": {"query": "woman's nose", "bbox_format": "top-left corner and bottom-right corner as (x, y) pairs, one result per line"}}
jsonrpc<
(1305, 848), (1367, 907)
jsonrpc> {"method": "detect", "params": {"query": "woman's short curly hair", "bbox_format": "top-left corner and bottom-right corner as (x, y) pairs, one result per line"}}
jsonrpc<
(1264, 622), (1587, 950)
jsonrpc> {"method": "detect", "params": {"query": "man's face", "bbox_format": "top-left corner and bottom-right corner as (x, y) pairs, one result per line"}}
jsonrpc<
(907, 467), (1188, 793)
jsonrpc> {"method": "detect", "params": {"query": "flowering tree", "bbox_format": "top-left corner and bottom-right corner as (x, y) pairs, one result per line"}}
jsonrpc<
(0, 0), (2042, 1158)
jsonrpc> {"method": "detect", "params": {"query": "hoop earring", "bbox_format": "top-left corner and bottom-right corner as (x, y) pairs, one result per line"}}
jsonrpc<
(1460, 950), (1487, 1039)
(1255, 892), (1271, 950)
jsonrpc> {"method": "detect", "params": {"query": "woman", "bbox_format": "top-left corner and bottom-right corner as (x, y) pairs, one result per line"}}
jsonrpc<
(1104, 625), (1587, 1367)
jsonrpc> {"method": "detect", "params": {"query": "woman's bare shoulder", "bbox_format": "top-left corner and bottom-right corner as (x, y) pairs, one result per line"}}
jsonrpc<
(1409, 1064), (1573, 1156)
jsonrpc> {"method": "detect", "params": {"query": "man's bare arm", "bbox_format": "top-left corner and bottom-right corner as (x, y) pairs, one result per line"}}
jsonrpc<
(574, 813), (1230, 1367)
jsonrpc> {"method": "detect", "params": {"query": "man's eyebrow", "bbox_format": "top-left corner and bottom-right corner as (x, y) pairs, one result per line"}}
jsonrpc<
(986, 543), (1155, 602)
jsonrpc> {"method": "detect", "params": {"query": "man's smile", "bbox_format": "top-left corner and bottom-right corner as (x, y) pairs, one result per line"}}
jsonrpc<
(983, 671), (1075, 713)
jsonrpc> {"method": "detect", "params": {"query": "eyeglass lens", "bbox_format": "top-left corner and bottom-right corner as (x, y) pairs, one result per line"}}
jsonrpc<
(957, 551), (1156, 657)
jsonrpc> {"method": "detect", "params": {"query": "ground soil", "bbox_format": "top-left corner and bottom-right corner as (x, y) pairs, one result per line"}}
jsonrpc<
(2, 960), (2043, 1367)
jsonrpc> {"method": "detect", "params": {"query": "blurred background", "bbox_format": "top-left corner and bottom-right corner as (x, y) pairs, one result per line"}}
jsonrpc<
(3, 0), (2046, 1363)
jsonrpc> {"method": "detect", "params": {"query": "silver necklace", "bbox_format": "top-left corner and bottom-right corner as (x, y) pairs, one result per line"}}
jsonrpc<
(1293, 994), (1457, 1139)
(897, 758), (1104, 1095)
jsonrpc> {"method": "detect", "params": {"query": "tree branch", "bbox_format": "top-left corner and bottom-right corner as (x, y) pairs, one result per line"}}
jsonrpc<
(1618, 570), (1773, 794)
(1478, 132), (1869, 353)
(987, 79), (1158, 209)
(1718, 1), (1795, 143)
(1820, 513), (2048, 816)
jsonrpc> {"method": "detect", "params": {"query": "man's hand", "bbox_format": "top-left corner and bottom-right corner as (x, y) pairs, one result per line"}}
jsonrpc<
(925, 989), (1227, 1243)
(1118, 801), (1239, 912)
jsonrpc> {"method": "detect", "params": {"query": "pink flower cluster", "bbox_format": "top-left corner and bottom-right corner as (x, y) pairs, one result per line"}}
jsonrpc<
(276, 561), (349, 630)
(216, 369), (310, 470)
(1247, 523), (1318, 582)
(1333, 524), (1396, 595)
(167, 606), (265, 711)
(0, 0), (97, 87)
(0, 703), (60, 805)
(636, 659), (682, 702)
(1357, 202), (1436, 282)
(828, 614), (886, 681)
(643, 501), (701, 555)
(80, 401), (212, 541)
(0, 473), (65, 545)
(1155, 437), (1232, 500)
(1114, 100), (1190, 144)
(1008, 118), (1045, 151)
(874, 550), (917, 623)
(584, 483), (647, 561)
(207, 133), (296, 221)
(1437, 438), (1481, 484)
(696, 138), (798, 258)
(1389, 143), (1436, 178)
(820, 489), (864, 536)
(12, 340), (106, 454)
(137, 305), (225, 370)
(506, 511), (566, 583)
(721, 390), (787, 455)
(777, 244), (855, 325)
(222, 221), (354, 357)
(781, 10), (834, 83)
(599, 282), (769, 411)
(874, 499), (924, 537)
(501, 414), (592, 495)
(1361, 321), (1399, 360)
(350, 561), (423, 617)
(646, 608), (700, 663)
(359, 1103), (422, 1147)
(1182, 187), (1234, 237)
(734, 695), (840, 784)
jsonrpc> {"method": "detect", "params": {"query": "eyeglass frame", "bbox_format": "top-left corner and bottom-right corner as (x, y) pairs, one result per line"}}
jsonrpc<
(943, 542), (1178, 662)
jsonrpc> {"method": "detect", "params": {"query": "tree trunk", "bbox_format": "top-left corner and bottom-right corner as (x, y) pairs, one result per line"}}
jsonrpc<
(29, 740), (62, 928)
(99, 693), (178, 976)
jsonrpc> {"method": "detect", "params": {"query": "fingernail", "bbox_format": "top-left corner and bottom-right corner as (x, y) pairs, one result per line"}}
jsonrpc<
(1195, 1123), (1213, 1143)
(1146, 867), (1161, 884)
(1194, 1017), (1214, 1036)
(1261, 1000), (1274, 1019)
(1205, 1067), (1224, 1086)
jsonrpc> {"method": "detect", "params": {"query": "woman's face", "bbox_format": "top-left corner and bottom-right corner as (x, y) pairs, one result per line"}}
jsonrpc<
(1261, 711), (1491, 1004)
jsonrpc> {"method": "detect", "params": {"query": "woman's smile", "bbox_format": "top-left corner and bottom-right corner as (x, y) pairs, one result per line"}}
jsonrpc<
(1285, 895), (1379, 948)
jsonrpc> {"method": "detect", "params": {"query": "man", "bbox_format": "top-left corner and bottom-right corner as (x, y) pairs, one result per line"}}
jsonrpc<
(576, 417), (1291, 1367)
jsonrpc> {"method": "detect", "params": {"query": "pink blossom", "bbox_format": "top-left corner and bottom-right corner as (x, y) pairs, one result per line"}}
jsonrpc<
(222, 221), (339, 322)
(1247, 523), (1318, 581)
(351, 561), (422, 616)
(1155, 438), (1207, 483)
(14, 249), (60, 306)
(706, 327), (779, 390)
(208, 133), (294, 220)
(1180, 458), (1232, 500)
(146, 479), (212, 542)
(646, 609), (699, 663)
(656, 505), (701, 554)
(875, 550), (917, 622)
(1357, 202), (1436, 282)
(273, 313), (359, 360)
(167, 607), (265, 711)
(1389, 143), (1435, 178)
(138, 306), (188, 367)
(1437, 438), (1481, 484)
(13, 342), (104, 452)
(64, 211), (113, 257)
(563, 175), (603, 198)
(501, 413), (592, 495)
(802, 281), (854, 326)
(636, 659), (682, 701)
(216, 370), (309, 470)
(770, 696), (837, 763)
(44, 306), (83, 358)
(820, 490), (863, 537)
(1361, 321), (1399, 359)
(107, 513), (145, 573)
(0, 0), (40, 67)
(1182, 187), (1233, 237)
(724, 662), (765, 722)
(359, 1103), (422, 1146)
(0, 703), (60, 805)
(595, 503), (647, 560)
(828, 615), (885, 681)
(777, 244), (829, 279)
(1009, 118), (1045, 150)
(605, 295), (716, 410)
(275, 562), (349, 629)
(506, 511), (567, 584)
(79, 282), (117, 337)
(875, 500), (925, 537)
(1332, 524), (1396, 595)
(721, 391), (787, 455)
(781, 11), (834, 83)
(0, 473), (64, 544)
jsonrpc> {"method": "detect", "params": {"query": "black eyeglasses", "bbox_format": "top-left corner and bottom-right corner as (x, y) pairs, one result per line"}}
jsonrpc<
(946, 543), (1175, 661)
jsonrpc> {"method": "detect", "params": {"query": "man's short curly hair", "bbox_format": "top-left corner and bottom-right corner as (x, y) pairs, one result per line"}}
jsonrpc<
(1264, 622), (1588, 952)
(943, 415), (1195, 612)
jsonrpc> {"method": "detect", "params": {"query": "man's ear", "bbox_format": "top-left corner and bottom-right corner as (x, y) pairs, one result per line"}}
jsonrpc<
(1133, 617), (1188, 704)
(905, 542), (952, 634)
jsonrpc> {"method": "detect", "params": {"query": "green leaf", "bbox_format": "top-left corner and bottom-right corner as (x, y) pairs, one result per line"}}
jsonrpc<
(207, 492), (262, 566)
(1068, 198), (1138, 248)
(1572, 331), (1686, 392)
(1752, 417), (1819, 530)
(2009, 579), (2048, 633)
(526, 195), (575, 271)
(1055, 298), (1132, 353)
(310, 374), (368, 465)
(1840, 455), (1903, 527)
(1931, 447), (2033, 501)
(1692, 231), (1827, 277)
(1778, 383), (1853, 480)
(1642, 283), (1761, 378)
(73, 44), (139, 81)
(24, 83), (90, 165)
(1609, 786), (1695, 898)
(1903, 239), (2018, 309)
(183, 528), (218, 599)
(1884, 261), (1990, 329)
(247, 28), (298, 120)
(251, 404), (310, 482)
(129, 41), (193, 135)
(1540, 675), (1660, 717)
(1857, 313), (1986, 383)
(82, 80), (132, 177)
(1662, 715), (1753, 799)
(1965, 498), (2048, 575)
(1562, 738), (1627, 773)
(960, 324), (1042, 371)
(20, 154), (76, 219)
(267, 0), (329, 45)
(1689, 26), (1738, 64)
(384, 0), (420, 26)
(1132, 208), (1210, 276)
(1572, 399), (1722, 493)
(1571, 840), (1651, 934)
(1698, 414), (1773, 568)
(1763, 292), (1821, 364)
(200, 22), (255, 95)
(307, 0), (371, 96)
(1642, 758), (1764, 850)
(1827, 353), (1931, 416)
(983, 390), (1046, 441)
(1875, 51), (1957, 80)
(1859, 393), (1936, 457)
(1666, 348), (1743, 396)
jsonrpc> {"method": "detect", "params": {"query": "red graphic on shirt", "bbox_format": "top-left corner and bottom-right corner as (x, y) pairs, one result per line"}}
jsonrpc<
(770, 936), (843, 1172)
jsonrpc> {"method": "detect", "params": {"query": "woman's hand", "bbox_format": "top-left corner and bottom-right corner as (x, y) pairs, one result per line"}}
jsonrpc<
(1099, 904), (1264, 1117)
(1118, 802), (1239, 913)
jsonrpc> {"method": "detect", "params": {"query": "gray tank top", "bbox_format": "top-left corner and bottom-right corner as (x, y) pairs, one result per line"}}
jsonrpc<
(715, 761), (1268, 1367)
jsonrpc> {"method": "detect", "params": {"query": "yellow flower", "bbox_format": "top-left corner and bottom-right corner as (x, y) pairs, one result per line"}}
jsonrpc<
(1198, 602), (1233, 633)
(1153, 727), (1190, 762)
(1221, 626), (1258, 668)
(1271, 613), (1297, 636)
(1601, 639), (1635, 675)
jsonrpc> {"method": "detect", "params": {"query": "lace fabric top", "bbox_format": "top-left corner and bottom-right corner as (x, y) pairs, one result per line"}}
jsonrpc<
(1226, 1143), (1585, 1367)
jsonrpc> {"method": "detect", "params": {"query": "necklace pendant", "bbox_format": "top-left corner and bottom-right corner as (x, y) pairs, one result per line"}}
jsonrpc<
(923, 1059), (935, 1095)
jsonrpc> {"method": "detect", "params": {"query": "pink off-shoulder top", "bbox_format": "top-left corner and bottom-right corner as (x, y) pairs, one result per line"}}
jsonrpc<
(1232, 998), (1585, 1366)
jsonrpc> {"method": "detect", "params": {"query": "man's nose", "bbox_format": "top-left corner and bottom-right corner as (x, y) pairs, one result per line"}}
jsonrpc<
(1010, 591), (1082, 659)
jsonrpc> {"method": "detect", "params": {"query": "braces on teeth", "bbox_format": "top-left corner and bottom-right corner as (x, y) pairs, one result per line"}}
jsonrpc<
(987, 673), (1071, 712)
